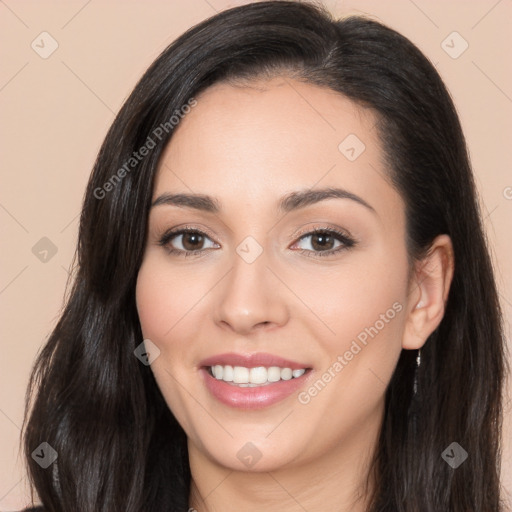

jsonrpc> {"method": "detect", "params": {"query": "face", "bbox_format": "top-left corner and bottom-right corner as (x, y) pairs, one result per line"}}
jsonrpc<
(136, 77), (412, 473)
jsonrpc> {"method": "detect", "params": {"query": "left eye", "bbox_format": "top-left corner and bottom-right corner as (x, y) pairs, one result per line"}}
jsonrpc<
(293, 230), (350, 253)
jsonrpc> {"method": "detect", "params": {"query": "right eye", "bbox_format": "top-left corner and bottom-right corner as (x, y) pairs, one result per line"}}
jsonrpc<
(158, 228), (219, 257)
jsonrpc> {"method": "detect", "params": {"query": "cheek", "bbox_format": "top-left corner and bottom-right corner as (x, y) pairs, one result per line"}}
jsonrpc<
(136, 262), (173, 342)
(135, 255), (209, 342)
(290, 241), (409, 349)
(287, 236), (409, 426)
(135, 257), (204, 426)
(290, 257), (407, 451)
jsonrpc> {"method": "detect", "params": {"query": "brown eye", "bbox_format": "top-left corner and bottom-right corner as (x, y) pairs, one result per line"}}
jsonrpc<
(180, 232), (205, 251)
(158, 228), (218, 256)
(293, 228), (356, 257)
(309, 232), (336, 251)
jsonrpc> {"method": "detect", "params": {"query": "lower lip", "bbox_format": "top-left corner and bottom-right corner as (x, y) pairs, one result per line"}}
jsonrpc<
(201, 368), (312, 409)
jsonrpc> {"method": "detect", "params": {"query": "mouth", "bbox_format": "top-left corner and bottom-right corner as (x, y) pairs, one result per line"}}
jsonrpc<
(198, 353), (313, 409)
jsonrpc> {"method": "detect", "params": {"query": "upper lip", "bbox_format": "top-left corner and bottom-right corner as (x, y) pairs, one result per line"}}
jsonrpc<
(199, 352), (311, 370)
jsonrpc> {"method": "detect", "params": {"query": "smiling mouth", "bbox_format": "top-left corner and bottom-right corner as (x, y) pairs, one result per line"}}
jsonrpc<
(205, 365), (312, 387)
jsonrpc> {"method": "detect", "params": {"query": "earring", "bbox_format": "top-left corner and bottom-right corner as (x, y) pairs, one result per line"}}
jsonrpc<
(411, 348), (422, 437)
(413, 348), (421, 395)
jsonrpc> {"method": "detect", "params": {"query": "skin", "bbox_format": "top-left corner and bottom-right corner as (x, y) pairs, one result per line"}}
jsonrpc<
(136, 76), (454, 512)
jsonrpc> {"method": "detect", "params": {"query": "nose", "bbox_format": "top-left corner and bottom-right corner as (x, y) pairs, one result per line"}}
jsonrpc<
(214, 247), (289, 335)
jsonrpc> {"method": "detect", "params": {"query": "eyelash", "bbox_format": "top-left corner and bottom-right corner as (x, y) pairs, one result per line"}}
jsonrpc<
(294, 227), (356, 258)
(157, 225), (357, 258)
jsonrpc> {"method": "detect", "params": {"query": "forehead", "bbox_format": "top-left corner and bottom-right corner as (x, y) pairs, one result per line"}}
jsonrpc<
(154, 77), (403, 222)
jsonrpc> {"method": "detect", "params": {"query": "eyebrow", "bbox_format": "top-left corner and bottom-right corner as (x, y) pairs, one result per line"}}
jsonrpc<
(151, 187), (376, 215)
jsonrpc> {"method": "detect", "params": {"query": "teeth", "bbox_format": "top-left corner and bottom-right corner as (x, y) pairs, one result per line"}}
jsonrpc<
(210, 365), (307, 385)
(233, 366), (249, 384)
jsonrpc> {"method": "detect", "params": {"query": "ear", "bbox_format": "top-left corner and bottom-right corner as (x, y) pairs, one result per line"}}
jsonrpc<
(402, 234), (455, 350)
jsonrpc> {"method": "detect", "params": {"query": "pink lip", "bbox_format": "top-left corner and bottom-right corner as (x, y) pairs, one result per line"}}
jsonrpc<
(198, 352), (313, 410)
(199, 352), (310, 370)
(200, 368), (313, 409)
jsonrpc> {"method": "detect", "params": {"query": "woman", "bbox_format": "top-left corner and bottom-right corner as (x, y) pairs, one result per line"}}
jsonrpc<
(21, 1), (508, 511)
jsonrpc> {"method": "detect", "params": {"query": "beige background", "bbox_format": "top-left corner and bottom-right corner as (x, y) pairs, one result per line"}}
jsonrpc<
(1, 0), (511, 509)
